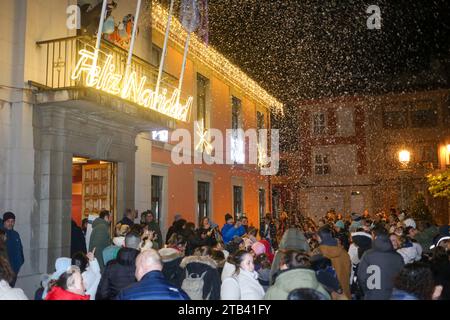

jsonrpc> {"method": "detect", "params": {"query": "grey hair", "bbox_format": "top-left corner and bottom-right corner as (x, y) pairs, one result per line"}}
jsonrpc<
(125, 232), (141, 250)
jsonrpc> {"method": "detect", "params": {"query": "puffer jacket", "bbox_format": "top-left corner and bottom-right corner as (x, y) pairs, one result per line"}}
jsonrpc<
(116, 270), (190, 300)
(178, 255), (221, 300)
(96, 248), (139, 300)
(397, 241), (423, 264)
(270, 228), (310, 284)
(45, 286), (90, 300)
(221, 269), (265, 300)
(357, 234), (404, 300)
(264, 268), (331, 300)
(319, 244), (352, 299)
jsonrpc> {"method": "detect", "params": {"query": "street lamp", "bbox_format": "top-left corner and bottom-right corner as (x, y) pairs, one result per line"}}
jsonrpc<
(398, 149), (411, 211)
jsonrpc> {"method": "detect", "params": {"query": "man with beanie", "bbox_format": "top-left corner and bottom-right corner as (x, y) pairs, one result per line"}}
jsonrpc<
(318, 226), (351, 299)
(1, 212), (24, 286)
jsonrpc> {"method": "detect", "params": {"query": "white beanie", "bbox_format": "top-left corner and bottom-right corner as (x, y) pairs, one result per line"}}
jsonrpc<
(404, 218), (416, 229)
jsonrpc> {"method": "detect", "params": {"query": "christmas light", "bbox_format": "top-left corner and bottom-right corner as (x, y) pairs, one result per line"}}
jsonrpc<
(71, 49), (193, 122)
(195, 121), (213, 154)
(152, 0), (283, 114)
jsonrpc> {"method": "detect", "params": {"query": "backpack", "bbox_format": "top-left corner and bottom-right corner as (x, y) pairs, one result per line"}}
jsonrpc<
(181, 269), (210, 300)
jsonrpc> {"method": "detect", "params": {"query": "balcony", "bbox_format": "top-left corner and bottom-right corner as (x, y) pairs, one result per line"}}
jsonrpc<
(30, 36), (186, 129)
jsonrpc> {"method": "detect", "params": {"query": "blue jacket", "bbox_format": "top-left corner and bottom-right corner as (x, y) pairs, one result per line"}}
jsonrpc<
(116, 270), (190, 300)
(2, 228), (24, 274)
(221, 223), (245, 244)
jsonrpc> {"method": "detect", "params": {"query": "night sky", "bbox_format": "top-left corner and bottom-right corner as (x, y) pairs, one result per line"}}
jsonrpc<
(204, 0), (450, 105)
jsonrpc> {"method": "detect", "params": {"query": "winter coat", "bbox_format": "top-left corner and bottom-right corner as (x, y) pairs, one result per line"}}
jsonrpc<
(45, 286), (90, 300)
(221, 261), (236, 281)
(89, 218), (111, 271)
(160, 248), (184, 287)
(415, 226), (439, 254)
(257, 268), (271, 291)
(221, 269), (265, 300)
(96, 248), (139, 300)
(116, 270), (190, 300)
(319, 245), (352, 299)
(178, 255), (221, 300)
(397, 241), (423, 264)
(102, 245), (121, 266)
(221, 224), (245, 244)
(357, 234), (404, 300)
(82, 258), (102, 300)
(430, 256), (450, 300)
(270, 228), (310, 284)
(196, 227), (218, 247)
(147, 221), (163, 249)
(2, 228), (24, 275)
(71, 220), (87, 257)
(264, 268), (331, 300)
(0, 280), (28, 300)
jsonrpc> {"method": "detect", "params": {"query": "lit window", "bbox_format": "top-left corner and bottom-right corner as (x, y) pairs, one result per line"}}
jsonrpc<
(152, 130), (168, 143)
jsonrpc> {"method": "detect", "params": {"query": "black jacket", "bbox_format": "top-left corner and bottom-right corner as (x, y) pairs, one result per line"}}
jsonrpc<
(160, 248), (184, 287)
(357, 234), (404, 300)
(71, 220), (87, 257)
(96, 247), (139, 300)
(178, 255), (221, 300)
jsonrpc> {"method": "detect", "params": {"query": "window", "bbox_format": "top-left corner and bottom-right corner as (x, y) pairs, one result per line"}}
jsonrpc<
(151, 45), (162, 67)
(197, 74), (209, 127)
(151, 176), (163, 224)
(197, 181), (210, 224)
(257, 111), (265, 131)
(313, 113), (326, 135)
(259, 188), (266, 224)
(231, 96), (244, 163)
(151, 130), (168, 143)
(411, 109), (437, 128)
(418, 145), (438, 166)
(383, 111), (408, 129)
(233, 186), (243, 221)
(315, 154), (330, 175)
(277, 159), (289, 176)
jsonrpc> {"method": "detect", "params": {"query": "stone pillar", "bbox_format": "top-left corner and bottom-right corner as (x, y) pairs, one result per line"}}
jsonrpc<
(135, 132), (152, 214)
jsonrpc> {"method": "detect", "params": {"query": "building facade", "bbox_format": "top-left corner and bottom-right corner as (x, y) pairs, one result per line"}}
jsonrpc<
(273, 90), (450, 223)
(0, 0), (281, 296)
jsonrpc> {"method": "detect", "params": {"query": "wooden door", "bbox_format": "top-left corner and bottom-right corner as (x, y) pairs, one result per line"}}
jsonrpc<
(82, 164), (114, 220)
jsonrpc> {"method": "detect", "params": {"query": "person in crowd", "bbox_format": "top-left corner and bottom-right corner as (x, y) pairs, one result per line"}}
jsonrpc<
(71, 219), (87, 257)
(317, 226), (351, 299)
(389, 233), (401, 250)
(42, 257), (72, 299)
(415, 221), (439, 257)
(116, 249), (190, 300)
(429, 236), (450, 300)
(166, 216), (185, 244)
(241, 216), (249, 234)
(246, 227), (258, 245)
(391, 262), (442, 300)
(96, 232), (141, 300)
(34, 274), (50, 301)
(334, 220), (350, 251)
(81, 218), (88, 236)
(310, 253), (342, 296)
(143, 210), (163, 249)
(287, 288), (329, 300)
(178, 246), (221, 300)
(71, 249), (101, 300)
(103, 223), (129, 266)
(0, 229), (8, 263)
(1, 212), (24, 287)
(357, 227), (404, 300)
(265, 250), (330, 300)
(210, 249), (226, 276)
(45, 266), (90, 300)
(222, 214), (245, 245)
(89, 210), (111, 271)
(254, 253), (271, 291)
(160, 236), (186, 287)
(0, 256), (28, 300)
(119, 208), (136, 228)
(349, 213), (363, 233)
(181, 222), (202, 256)
(197, 217), (218, 247)
(396, 226), (423, 264)
(221, 250), (265, 300)
(139, 226), (158, 252)
(260, 213), (277, 249)
(270, 223), (310, 284)
(348, 231), (372, 299)
(277, 212), (289, 243)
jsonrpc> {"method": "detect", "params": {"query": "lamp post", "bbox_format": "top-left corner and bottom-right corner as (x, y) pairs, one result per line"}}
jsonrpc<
(398, 150), (411, 210)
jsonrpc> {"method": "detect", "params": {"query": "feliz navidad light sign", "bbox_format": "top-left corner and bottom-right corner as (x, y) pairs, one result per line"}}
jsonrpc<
(71, 49), (193, 122)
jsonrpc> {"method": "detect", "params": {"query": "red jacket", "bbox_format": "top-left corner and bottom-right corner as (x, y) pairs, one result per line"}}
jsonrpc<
(45, 286), (90, 301)
(259, 239), (274, 263)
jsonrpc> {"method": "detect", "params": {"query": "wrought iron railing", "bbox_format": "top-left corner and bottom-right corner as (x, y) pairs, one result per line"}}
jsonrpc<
(35, 35), (178, 92)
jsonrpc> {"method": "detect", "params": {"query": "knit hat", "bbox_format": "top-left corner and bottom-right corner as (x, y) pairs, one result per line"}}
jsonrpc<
(51, 257), (72, 280)
(225, 213), (233, 222)
(335, 220), (345, 229)
(251, 241), (266, 256)
(2, 212), (15, 222)
(404, 218), (416, 229)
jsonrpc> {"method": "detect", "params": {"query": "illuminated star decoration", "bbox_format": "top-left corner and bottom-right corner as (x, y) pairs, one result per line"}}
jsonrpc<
(195, 121), (213, 155)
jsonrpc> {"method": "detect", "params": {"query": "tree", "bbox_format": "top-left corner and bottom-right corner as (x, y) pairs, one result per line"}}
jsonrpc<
(427, 169), (450, 199)
(411, 193), (433, 223)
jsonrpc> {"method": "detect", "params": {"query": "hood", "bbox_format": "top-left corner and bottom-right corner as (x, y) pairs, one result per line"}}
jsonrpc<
(117, 247), (139, 266)
(279, 228), (309, 251)
(373, 234), (395, 252)
(92, 218), (109, 228)
(273, 268), (328, 295)
(51, 258), (71, 280)
(319, 245), (346, 259)
(351, 232), (372, 249)
(45, 286), (90, 301)
(159, 248), (184, 263)
(180, 255), (217, 269)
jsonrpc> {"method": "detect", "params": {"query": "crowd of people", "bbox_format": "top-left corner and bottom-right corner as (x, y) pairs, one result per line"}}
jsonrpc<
(0, 207), (449, 300)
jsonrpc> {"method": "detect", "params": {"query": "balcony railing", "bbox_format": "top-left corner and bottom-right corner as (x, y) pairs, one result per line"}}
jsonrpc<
(34, 35), (178, 93)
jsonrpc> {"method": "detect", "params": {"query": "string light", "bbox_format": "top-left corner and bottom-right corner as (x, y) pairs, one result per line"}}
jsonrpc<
(195, 121), (213, 154)
(152, 0), (284, 114)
